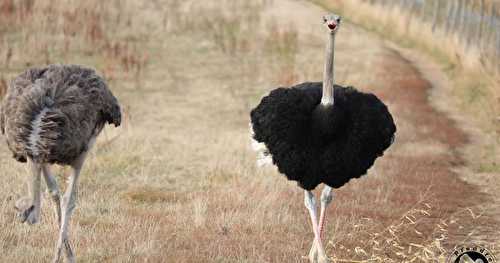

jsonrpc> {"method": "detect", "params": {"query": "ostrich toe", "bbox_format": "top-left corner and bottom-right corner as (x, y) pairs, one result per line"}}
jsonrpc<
(308, 242), (318, 263)
(317, 253), (330, 263)
(15, 197), (39, 224)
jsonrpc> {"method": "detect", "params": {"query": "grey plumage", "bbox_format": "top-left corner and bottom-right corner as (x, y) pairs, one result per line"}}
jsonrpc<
(1, 64), (121, 262)
(1, 64), (121, 164)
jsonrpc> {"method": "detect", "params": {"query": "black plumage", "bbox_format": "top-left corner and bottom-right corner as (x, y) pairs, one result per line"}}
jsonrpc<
(250, 82), (396, 190)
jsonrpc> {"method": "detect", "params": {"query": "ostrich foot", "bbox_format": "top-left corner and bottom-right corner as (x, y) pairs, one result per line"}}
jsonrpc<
(15, 197), (39, 224)
(53, 239), (74, 263)
(309, 242), (329, 263)
(53, 245), (63, 263)
(64, 240), (75, 263)
(317, 253), (330, 263)
(308, 242), (318, 263)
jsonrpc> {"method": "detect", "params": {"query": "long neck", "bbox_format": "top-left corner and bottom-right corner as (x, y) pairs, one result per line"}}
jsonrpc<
(321, 32), (335, 106)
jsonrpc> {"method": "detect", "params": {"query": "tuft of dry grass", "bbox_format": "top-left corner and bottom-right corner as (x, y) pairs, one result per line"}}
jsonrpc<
(331, 205), (495, 262)
(123, 187), (186, 204)
(0, 76), (7, 99)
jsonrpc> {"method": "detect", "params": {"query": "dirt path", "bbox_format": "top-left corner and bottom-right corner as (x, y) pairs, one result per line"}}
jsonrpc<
(393, 44), (500, 248)
(379, 44), (498, 244)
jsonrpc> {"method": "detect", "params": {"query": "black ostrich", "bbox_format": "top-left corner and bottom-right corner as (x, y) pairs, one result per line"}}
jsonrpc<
(0, 64), (121, 263)
(250, 14), (396, 263)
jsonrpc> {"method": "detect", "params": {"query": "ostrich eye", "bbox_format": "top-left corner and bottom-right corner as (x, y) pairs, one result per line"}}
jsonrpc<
(336, 18), (341, 23)
(323, 17), (327, 23)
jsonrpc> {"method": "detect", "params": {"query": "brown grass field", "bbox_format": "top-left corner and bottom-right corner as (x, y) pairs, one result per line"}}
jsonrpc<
(0, 0), (498, 262)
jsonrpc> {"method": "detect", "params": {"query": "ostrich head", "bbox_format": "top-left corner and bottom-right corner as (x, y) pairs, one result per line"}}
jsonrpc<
(322, 14), (342, 33)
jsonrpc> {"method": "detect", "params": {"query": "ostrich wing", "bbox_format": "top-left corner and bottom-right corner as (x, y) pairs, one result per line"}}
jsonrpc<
(250, 85), (320, 188)
(251, 87), (316, 145)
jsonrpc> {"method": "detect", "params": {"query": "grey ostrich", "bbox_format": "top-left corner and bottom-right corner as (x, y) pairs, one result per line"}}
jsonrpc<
(0, 64), (121, 263)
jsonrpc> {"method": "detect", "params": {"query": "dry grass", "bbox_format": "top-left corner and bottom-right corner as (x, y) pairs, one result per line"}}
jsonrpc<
(0, 76), (7, 99)
(0, 0), (496, 262)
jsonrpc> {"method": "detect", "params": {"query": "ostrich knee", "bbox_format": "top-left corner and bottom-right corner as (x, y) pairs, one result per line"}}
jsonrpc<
(304, 191), (317, 211)
(48, 189), (61, 203)
(320, 186), (334, 207)
(49, 190), (62, 224)
(62, 189), (77, 215)
(319, 186), (334, 241)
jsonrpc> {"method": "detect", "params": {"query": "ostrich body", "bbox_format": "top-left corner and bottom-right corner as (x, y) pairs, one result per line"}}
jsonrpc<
(250, 14), (396, 262)
(0, 64), (121, 263)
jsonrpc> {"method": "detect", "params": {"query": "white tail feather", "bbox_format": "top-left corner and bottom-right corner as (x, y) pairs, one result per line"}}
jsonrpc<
(28, 108), (49, 157)
(249, 123), (273, 167)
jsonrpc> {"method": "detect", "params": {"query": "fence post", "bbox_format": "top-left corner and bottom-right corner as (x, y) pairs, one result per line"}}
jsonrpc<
(421, 0), (427, 20)
(445, 0), (455, 34)
(478, 0), (485, 49)
(432, 0), (441, 33)
(459, 0), (467, 37)
(405, 0), (418, 33)
(496, 16), (500, 73)
(485, 2), (496, 58)
(452, 0), (462, 35)
(464, 0), (473, 50)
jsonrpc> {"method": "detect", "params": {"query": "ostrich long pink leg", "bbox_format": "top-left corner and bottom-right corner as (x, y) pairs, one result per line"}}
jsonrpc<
(305, 191), (329, 263)
(308, 186), (333, 262)
(318, 186), (333, 240)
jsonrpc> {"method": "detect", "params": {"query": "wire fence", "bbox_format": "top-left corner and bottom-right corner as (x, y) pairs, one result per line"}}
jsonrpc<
(362, 0), (500, 73)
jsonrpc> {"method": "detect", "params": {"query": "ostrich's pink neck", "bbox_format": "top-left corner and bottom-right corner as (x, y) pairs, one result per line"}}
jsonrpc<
(321, 32), (335, 106)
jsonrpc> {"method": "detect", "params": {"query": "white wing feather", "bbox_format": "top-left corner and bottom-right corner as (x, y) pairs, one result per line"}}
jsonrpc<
(249, 123), (273, 167)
